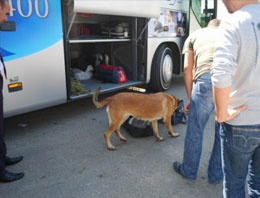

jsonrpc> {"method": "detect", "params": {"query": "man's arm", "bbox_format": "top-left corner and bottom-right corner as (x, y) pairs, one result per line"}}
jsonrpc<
(183, 51), (194, 115)
(213, 86), (246, 123)
(211, 19), (246, 122)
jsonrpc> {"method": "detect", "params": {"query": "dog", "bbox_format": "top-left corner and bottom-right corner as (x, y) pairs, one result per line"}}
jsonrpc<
(92, 88), (181, 150)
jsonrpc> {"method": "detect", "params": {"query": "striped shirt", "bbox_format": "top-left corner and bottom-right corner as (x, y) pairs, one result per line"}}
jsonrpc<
(182, 26), (219, 80)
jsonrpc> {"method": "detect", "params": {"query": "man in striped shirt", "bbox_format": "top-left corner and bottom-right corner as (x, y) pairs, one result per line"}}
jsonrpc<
(173, 19), (223, 184)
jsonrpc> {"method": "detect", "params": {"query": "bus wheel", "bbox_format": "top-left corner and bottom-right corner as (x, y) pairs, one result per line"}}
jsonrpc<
(149, 44), (173, 92)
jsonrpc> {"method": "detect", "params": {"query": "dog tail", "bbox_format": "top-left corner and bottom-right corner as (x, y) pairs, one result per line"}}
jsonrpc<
(92, 87), (110, 108)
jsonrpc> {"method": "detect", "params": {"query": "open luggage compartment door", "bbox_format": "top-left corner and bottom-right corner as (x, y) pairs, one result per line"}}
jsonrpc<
(73, 0), (160, 18)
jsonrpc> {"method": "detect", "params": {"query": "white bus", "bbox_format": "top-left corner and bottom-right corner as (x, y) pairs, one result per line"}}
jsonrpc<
(0, 0), (226, 117)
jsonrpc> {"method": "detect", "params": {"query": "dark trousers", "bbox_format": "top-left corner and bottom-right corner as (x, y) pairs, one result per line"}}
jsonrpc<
(0, 74), (6, 176)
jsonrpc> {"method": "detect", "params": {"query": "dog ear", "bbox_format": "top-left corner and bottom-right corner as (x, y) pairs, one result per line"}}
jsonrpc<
(171, 95), (180, 109)
(177, 98), (181, 107)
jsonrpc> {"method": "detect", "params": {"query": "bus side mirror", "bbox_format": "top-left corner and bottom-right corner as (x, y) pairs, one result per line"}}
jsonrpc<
(0, 21), (16, 31)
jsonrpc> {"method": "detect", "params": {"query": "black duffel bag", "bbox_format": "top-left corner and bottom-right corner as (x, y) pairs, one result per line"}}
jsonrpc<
(122, 100), (187, 138)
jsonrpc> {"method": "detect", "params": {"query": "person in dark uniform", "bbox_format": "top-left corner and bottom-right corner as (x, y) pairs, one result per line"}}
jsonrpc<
(0, 0), (24, 182)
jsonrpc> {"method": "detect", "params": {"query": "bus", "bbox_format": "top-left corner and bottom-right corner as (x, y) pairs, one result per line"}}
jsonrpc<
(0, 0), (226, 117)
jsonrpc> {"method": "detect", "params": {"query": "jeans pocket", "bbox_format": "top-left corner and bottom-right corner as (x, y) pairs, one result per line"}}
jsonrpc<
(193, 81), (213, 112)
(196, 81), (211, 96)
(232, 126), (260, 153)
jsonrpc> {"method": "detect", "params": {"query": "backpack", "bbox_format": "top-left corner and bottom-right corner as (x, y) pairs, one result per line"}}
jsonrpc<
(171, 100), (187, 125)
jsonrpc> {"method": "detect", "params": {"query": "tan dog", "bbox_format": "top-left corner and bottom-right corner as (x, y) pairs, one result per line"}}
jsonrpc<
(92, 88), (180, 150)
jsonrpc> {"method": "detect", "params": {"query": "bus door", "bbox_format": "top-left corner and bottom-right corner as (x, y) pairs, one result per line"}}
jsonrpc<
(190, 0), (230, 31)
(190, 0), (217, 31)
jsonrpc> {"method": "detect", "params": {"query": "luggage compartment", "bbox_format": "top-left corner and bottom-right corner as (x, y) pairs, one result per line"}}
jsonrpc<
(63, 1), (148, 99)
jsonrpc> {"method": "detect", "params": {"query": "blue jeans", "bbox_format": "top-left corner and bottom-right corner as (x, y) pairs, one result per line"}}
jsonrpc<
(180, 73), (223, 183)
(220, 123), (260, 198)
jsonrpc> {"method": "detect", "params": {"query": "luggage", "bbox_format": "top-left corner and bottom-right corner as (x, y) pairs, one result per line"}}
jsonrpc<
(95, 64), (127, 84)
(123, 100), (187, 137)
(171, 100), (187, 125)
(122, 117), (153, 138)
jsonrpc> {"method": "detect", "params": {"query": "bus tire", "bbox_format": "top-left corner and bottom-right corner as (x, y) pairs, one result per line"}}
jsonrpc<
(149, 44), (173, 92)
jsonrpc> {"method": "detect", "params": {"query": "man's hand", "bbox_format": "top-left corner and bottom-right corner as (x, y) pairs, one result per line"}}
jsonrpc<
(215, 105), (247, 123)
(184, 100), (190, 115)
(213, 86), (247, 123)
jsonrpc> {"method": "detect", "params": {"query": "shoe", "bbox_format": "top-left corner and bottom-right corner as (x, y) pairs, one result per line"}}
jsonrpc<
(5, 156), (23, 166)
(173, 161), (196, 180)
(173, 161), (183, 176)
(0, 170), (24, 182)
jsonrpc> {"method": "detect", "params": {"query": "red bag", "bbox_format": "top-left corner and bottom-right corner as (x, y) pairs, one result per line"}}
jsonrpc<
(95, 64), (128, 84)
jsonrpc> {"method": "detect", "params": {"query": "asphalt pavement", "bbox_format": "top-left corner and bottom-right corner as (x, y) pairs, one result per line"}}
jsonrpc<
(0, 75), (223, 198)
